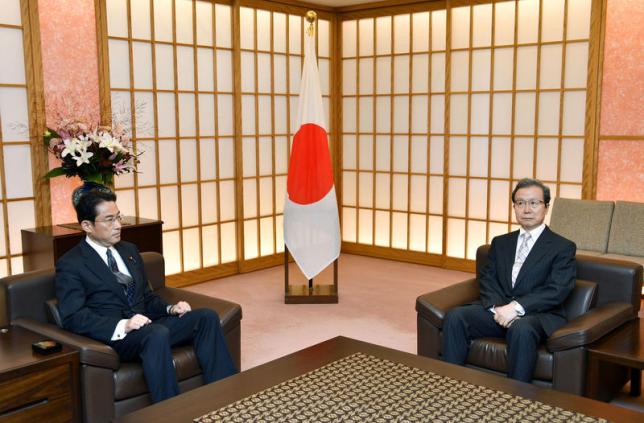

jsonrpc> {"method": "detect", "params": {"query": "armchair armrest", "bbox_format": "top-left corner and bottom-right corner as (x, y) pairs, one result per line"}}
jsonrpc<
(13, 318), (120, 370)
(546, 302), (634, 352)
(416, 278), (480, 329)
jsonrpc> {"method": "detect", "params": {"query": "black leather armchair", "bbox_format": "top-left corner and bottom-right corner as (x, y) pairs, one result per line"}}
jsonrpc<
(416, 245), (642, 399)
(0, 252), (242, 423)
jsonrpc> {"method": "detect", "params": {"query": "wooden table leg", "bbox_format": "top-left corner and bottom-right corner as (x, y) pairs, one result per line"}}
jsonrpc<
(630, 368), (641, 397)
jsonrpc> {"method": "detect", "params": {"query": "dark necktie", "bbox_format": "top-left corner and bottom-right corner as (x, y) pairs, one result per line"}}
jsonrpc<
(106, 249), (135, 305)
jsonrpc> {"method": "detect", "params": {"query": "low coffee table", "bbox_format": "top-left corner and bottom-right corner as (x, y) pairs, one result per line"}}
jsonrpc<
(115, 336), (641, 422)
(587, 318), (643, 400)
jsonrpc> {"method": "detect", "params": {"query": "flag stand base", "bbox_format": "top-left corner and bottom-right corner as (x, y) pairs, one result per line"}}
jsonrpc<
(284, 246), (338, 304)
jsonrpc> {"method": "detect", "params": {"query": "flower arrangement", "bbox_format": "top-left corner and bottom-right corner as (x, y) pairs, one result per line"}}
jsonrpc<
(44, 120), (139, 186)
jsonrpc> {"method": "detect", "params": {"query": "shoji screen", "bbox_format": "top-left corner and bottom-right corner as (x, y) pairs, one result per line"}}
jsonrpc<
(104, 0), (236, 275)
(341, 0), (592, 267)
(237, 5), (331, 268)
(0, 0), (40, 276)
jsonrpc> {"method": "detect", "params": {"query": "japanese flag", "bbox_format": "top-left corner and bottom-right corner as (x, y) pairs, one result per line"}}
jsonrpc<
(283, 23), (340, 280)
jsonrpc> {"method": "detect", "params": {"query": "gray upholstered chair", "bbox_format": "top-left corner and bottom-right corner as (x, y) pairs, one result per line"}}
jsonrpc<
(604, 201), (644, 268)
(549, 198), (614, 256)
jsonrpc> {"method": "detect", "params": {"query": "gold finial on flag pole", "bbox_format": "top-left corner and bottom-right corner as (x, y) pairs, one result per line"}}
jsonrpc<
(305, 10), (317, 36)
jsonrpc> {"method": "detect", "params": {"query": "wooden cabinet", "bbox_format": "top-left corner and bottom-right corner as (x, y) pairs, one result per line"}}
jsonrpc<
(21, 216), (163, 272)
(0, 326), (80, 422)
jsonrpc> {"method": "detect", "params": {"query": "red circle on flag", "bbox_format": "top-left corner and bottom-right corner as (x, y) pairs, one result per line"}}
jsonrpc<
(287, 123), (334, 205)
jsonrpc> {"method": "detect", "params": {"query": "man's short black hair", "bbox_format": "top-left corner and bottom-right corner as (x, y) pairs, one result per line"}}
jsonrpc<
(512, 178), (551, 206)
(75, 189), (117, 223)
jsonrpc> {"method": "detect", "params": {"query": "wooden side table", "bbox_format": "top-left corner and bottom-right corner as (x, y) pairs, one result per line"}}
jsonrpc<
(21, 216), (163, 272)
(0, 326), (80, 422)
(587, 318), (643, 401)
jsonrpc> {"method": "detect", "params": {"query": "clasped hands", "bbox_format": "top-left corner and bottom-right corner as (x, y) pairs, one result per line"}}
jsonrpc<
(493, 303), (519, 328)
(124, 301), (192, 333)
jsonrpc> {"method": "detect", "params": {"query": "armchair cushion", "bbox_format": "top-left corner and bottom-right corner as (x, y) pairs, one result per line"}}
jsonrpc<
(468, 339), (554, 381)
(607, 201), (644, 257)
(549, 198), (614, 253)
(562, 279), (597, 320)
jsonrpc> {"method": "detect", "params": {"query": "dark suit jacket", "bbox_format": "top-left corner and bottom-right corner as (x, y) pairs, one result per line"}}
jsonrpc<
(55, 240), (169, 343)
(478, 226), (576, 335)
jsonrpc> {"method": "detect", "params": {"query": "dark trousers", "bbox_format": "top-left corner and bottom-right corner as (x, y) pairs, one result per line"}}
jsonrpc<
(109, 308), (237, 403)
(442, 304), (548, 383)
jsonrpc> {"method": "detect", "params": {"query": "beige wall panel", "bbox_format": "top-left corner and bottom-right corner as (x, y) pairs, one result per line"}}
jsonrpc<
(175, 0), (194, 43)
(447, 178), (466, 217)
(342, 20), (357, 57)
(359, 58), (373, 94)
(472, 4), (492, 48)
(428, 216), (442, 254)
(447, 218), (465, 258)
(242, 179), (257, 218)
(489, 180), (510, 221)
(106, 0), (127, 37)
(560, 138), (584, 183)
(342, 207), (356, 242)
(358, 208), (373, 244)
(409, 214), (427, 252)
(243, 219), (258, 259)
(215, 4), (231, 47)
(374, 210), (390, 247)
(410, 136), (427, 173)
(218, 180), (235, 221)
(4, 145), (33, 198)
(540, 44), (563, 89)
(469, 137), (488, 178)
(7, 200), (34, 254)
(449, 138), (468, 176)
(392, 174), (408, 211)
(342, 172), (356, 206)
(513, 138), (535, 178)
(155, 44), (175, 89)
(288, 15), (301, 54)
(182, 228), (200, 271)
(163, 231), (181, 274)
(108, 40), (130, 88)
(391, 212), (407, 249)
(138, 188), (158, 220)
(220, 222), (236, 263)
(393, 14), (410, 54)
(537, 92), (561, 135)
(471, 50), (491, 91)
(0, 0), (20, 25)
(411, 55), (429, 93)
(517, 0), (539, 44)
(358, 172), (373, 208)
(516, 46), (537, 90)
(359, 18), (374, 56)
(153, 0), (173, 42)
(467, 220), (487, 259)
(468, 179), (488, 220)
(567, 0), (591, 39)
(514, 92), (536, 135)
(562, 91), (586, 135)
(358, 97), (373, 132)
(493, 3), (515, 45)
(202, 225), (219, 267)
(541, 0), (565, 42)
(471, 94), (490, 134)
(375, 57), (391, 94)
(450, 51), (469, 91)
(536, 138), (559, 181)
(195, 1), (213, 45)
(409, 175), (426, 213)
(490, 137), (511, 179)
(160, 186), (179, 229)
(259, 217), (274, 256)
(158, 140), (178, 183)
(376, 16), (391, 55)
(0, 28), (25, 84)
(493, 48), (514, 90)
(0, 88), (29, 141)
(451, 6), (470, 49)
(412, 12), (429, 52)
(358, 135), (373, 170)
(375, 173), (390, 209)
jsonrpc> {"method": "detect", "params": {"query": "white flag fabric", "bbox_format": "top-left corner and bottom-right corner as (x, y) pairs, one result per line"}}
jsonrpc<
(283, 24), (340, 280)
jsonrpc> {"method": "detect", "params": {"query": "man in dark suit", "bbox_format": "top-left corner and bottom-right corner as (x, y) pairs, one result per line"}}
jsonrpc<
(55, 189), (237, 403)
(442, 178), (576, 382)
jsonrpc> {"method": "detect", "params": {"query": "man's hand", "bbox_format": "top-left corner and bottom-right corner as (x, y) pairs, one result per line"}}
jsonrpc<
(170, 301), (191, 317)
(493, 303), (518, 328)
(125, 314), (152, 333)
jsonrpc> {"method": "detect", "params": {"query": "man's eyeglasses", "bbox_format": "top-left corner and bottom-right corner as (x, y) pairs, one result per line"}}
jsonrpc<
(94, 214), (123, 226)
(513, 200), (545, 209)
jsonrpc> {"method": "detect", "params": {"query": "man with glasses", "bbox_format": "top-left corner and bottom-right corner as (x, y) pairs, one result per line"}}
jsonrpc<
(442, 178), (576, 383)
(55, 189), (236, 403)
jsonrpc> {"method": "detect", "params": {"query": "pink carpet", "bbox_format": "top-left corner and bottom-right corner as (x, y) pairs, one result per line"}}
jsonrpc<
(185, 253), (471, 371)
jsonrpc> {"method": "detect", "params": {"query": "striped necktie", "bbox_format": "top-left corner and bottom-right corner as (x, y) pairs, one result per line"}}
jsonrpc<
(106, 249), (135, 305)
(512, 233), (531, 287)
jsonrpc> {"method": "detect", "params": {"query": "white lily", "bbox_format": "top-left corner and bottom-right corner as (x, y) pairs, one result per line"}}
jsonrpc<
(61, 138), (79, 158)
(98, 131), (122, 153)
(73, 149), (93, 166)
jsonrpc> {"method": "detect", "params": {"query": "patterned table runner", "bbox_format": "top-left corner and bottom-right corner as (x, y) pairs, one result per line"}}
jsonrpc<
(196, 352), (608, 422)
